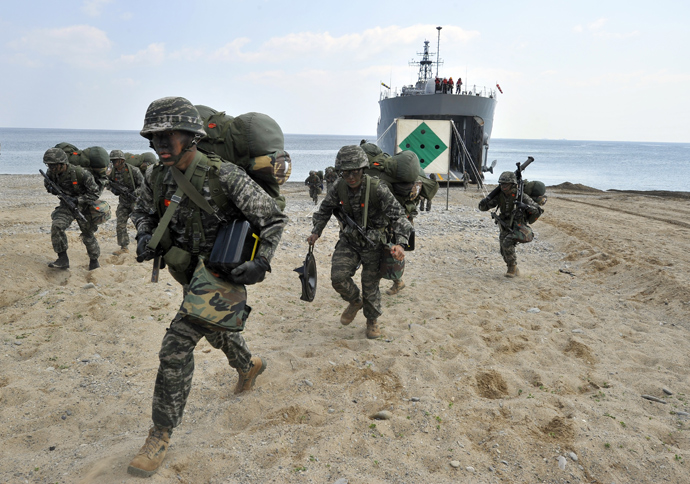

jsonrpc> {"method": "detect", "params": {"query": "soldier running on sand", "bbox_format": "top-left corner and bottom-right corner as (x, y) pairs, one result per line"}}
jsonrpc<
(107, 149), (144, 255)
(42, 148), (103, 271)
(307, 145), (412, 339)
(127, 97), (287, 478)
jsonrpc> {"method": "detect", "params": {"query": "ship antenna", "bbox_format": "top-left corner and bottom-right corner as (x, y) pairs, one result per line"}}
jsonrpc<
(436, 26), (442, 78)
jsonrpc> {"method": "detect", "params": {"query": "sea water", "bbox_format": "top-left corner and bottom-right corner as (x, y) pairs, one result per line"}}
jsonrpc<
(0, 127), (687, 192)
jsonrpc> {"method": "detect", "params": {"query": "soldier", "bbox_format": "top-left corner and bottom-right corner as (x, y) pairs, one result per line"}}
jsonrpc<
(306, 145), (412, 339)
(305, 170), (322, 204)
(324, 166), (338, 192)
(127, 97), (288, 477)
(107, 149), (144, 255)
(42, 147), (102, 271)
(478, 171), (541, 277)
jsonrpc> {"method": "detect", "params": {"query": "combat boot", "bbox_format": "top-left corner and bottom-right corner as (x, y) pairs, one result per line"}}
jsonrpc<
(127, 426), (171, 477)
(112, 246), (129, 256)
(418, 199), (425, 211)
(48, 251), (69, 269)
(505, 264), (519, 278)
(88, 259), (100, 271)
(386, 280), (405, 295)
(340, 298), (363, 325)
(234, 356), (267, 394)
(426, 200), (431, 211)
(365, 319), (382, 339)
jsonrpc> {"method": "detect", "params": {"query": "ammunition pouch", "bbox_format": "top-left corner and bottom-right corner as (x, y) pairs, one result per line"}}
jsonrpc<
(178, 259), (251, 332)
(163, 246), (194, 285)
(513, 223), (534, 243)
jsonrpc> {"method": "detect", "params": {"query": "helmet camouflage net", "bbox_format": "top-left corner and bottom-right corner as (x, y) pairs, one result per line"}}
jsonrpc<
(43, 147), (68, 165)
(140, 96), (207, 140)
(334, 145), (369, 171)
(498, 171), (517, 184)
(109, 149), (125, 160)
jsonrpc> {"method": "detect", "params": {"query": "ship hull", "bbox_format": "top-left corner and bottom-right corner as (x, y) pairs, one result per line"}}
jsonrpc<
(377, 93), (497, 182)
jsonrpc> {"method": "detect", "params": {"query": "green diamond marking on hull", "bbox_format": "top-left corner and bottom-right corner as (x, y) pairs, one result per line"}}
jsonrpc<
(398, 122), (447, 169)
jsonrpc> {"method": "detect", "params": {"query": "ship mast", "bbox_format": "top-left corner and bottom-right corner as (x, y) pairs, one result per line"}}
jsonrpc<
(436, 26), (442, 78)
(409, 36), (442, 87)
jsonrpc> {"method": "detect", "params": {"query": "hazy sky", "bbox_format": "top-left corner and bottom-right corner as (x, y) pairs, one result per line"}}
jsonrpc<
(1, 0), (688, 143)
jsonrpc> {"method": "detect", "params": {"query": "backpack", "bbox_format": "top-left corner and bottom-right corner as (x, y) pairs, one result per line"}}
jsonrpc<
(194, 105), (291, 210)
(55, 143), (109, 187)
(524, 180), (548, 206)
(124, 152), (157, 174)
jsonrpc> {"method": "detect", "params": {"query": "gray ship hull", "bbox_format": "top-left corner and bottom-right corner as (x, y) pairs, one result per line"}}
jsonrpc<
(377, 92), (497, 182)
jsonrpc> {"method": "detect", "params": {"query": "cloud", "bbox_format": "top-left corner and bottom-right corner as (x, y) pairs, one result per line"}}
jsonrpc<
(573, 18), (637, 39)
(208, 24), (479, 65)
(588, 18), (607, 30)
(117, 43), (166, 65)
(8, 25), (112, 65)
(82, 0), (113, 17)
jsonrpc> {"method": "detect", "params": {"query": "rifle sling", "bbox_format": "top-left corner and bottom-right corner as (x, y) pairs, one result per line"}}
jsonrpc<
(148, 157), (202, 252)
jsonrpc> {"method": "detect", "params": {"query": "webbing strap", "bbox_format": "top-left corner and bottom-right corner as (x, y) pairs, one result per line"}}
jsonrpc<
(362, 176), (371, 229)
(148, 157), (200, 251)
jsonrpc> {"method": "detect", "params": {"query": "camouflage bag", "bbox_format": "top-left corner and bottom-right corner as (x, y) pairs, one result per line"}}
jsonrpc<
(88, 200), (111, 225)
(513, 223), (534, 243)
(178, 259), (252, 332)
(195, 105), (291, 209)
(379, 247), (405, 280)
(55, 143), (109, 186)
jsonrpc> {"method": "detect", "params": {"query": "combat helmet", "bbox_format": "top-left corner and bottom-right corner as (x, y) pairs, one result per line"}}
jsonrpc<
(109, 149), (125, 161)
(335, 145), (368, 171)
(498, 171), (517, 184)
(140, 96), (207, 140)
(43, 147), (68, 165)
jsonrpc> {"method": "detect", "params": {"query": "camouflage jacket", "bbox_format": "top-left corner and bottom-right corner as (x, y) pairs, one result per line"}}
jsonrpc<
(324, 170), (338, 183)
(481, 191), (539, 226)
(108, 163), (144, 195)
(305, 173), (322, 188)
(312, 176), (412, 248)
(131, 151), (288, 263)
(44, 165), (101, 204)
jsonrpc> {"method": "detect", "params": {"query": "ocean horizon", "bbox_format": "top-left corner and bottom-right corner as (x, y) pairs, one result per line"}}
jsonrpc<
(1, 127), (688, 192)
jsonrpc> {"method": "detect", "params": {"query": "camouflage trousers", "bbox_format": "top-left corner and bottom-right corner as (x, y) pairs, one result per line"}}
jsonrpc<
(499, 226), (518, 265)
(331, 238), (383, 320)
(50, 203), (100, 259)
(152, 314), (253, 430)
(115, 197), (135, 248)
(308, 186), (321, 201)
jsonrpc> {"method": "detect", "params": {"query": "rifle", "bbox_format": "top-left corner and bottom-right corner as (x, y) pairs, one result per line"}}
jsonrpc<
(484, 156), (535, 203)
(333, 206), (376, 247)
(510, 156), (535, 225)
(40, 169), (88, 224)
(108, 179), (138, 202)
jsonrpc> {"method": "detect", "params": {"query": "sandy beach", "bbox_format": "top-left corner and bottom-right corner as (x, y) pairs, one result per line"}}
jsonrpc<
(1, 175), (689, 484)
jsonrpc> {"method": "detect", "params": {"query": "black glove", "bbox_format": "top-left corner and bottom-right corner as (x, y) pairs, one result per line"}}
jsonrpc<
(47, 186), (60, 196)
(230, 257), (271, 285)
(478, 198), (489, 211)
(516, 201), (530, 211)
(136, 233), (154, 262)
(110, 187), (121, 196)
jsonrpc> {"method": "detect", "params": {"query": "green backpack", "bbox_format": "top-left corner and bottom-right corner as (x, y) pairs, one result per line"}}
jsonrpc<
(124, 152), (157, 174)
(55, 143), (109, 187)
(194, 105), (291, 210)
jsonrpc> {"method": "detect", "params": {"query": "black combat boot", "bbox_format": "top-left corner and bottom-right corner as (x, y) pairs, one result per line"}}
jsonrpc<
(88, 259), (100, 271)
(48, 251), (69, 269)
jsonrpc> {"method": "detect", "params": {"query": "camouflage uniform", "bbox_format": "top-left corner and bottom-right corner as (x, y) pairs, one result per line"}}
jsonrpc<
(324, 167), (338, 193)
(479, 187), (540, 266)
(131, 151), (288, 430)
(108, 156), (144, 249)
(312, 175), (412, 321)
(44, 164), (102, 260)
(305, 172), (323, 203)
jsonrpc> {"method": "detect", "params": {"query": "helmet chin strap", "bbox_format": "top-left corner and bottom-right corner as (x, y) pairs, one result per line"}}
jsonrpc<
(153, 134), (201, 167)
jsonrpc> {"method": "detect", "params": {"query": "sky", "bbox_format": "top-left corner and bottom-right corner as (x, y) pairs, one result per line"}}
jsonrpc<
(1, 0), (689, 143)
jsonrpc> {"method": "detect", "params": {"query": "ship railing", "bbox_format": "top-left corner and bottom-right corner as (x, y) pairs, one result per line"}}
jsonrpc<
(381, 84), (497, 100)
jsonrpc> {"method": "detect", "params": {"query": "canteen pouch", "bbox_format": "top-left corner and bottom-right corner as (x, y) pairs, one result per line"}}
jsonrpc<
(89, 200), (111, 225)
(179, 259), (251, 332)
(207, 220), (260, 279)
(379, 247), (405, 281)
(163, 246), (193, 285)
(513, 223), (534, 243)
